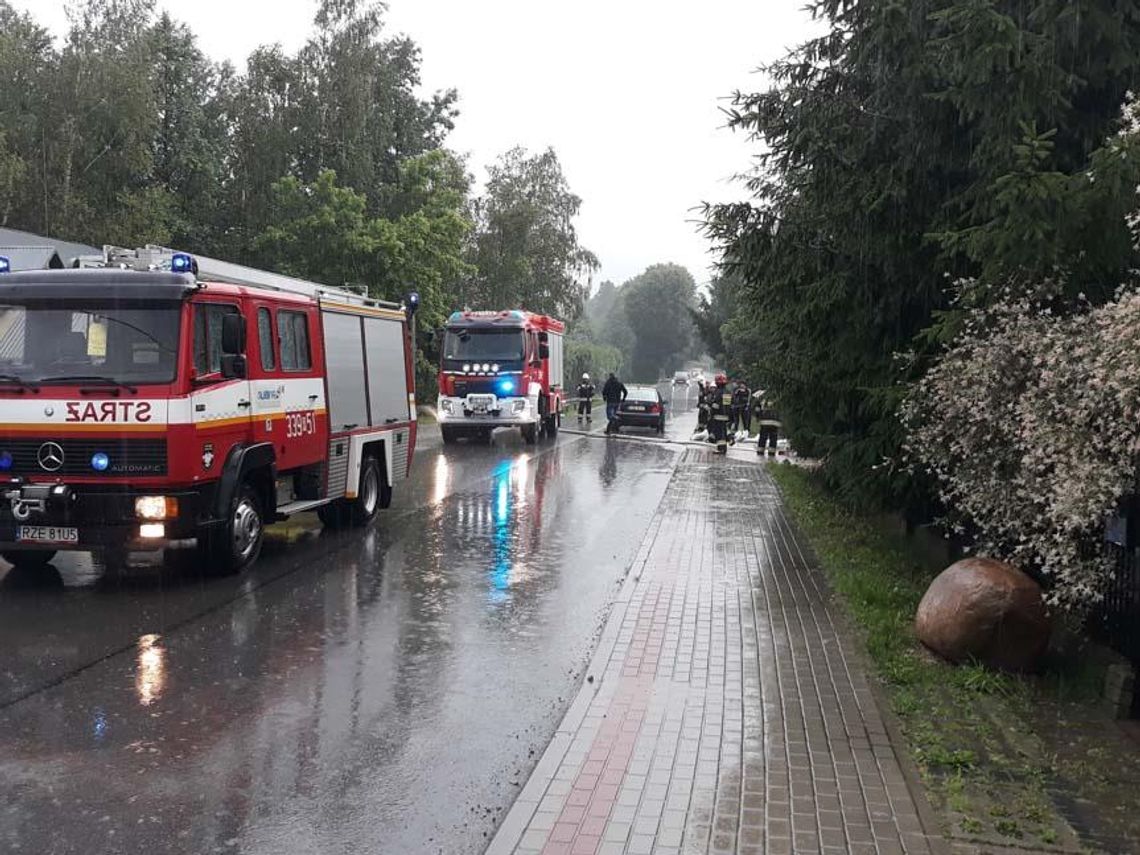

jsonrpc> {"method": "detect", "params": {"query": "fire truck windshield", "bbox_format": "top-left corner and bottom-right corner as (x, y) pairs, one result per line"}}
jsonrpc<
(0, 302), (181, 385)
(443, 329), (525, 363)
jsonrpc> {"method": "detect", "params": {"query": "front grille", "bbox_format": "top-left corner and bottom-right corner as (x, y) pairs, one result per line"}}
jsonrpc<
(0, 437), (167, 476)
(454, 378), (508, 396)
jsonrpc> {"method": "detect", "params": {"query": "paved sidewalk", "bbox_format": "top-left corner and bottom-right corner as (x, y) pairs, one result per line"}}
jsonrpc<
(488, 450), (937, 855)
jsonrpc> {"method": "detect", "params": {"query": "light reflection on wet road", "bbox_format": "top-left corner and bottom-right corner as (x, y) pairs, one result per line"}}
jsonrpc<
(0, 391), (701, 855)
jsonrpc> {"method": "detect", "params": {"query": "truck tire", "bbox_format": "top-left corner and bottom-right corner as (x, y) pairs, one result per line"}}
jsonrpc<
(205, 481), (264, 575)
(521, 423), (538, 445)
(544, 412), (559, 439)
(1, 550), (56, 568)
(319, 456), (383, 529)
(441, 425), (457, 445)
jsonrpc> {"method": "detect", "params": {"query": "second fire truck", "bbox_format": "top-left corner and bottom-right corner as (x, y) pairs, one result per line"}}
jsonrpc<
(0, 245), (419, 573)
(436, 310), (564, 445)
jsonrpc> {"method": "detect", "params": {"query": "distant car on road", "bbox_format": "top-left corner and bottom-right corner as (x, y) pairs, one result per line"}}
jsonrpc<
(615, 385), (667, 435)
(672, 371), (690, 386)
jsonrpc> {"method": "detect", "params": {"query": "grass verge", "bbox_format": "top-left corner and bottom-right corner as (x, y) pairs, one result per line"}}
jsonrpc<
(768, 464), (1084, 851)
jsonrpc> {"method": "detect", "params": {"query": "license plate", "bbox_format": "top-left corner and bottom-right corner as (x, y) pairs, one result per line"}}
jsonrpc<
(469, 395), (495, 412)
(626, 405), (646, 412)
(17, 525), (78, 544)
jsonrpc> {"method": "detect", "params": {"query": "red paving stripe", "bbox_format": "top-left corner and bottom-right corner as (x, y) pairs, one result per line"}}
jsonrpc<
(539, 583), (670, 855)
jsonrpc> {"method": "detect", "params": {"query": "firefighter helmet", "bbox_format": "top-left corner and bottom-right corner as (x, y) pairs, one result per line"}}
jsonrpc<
(582, 373), (590, 380)
(714, 373), (728, 386)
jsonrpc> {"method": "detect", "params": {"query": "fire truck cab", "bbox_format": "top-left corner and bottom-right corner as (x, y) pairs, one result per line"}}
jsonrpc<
(0, 245), (418, 574)
(436, 310), (564, 445)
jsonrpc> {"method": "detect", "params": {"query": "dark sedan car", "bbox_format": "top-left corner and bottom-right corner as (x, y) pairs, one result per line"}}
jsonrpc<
(615, 385), (666, 434)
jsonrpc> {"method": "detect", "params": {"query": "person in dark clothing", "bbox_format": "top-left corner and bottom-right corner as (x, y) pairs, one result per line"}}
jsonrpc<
(576, 373), (596, 422)
(601, 373), (627, 434)
(753, 390), (782, 457)
(707, 374), (733, 454)
(695, 380), (709, 432)
(731, 380), (752, 435)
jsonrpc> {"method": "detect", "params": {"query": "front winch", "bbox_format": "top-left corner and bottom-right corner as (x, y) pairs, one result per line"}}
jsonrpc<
(4, 480), (76, 521)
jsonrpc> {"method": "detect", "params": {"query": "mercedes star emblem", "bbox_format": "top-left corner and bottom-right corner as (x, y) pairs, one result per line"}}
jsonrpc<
(37, 442), (65, 472)
(43, 405), (54, 417)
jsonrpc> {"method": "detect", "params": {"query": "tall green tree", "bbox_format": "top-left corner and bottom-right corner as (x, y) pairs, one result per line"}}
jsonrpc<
(253, 152), (472, 330)
(621, 264), (696, 382)
(706, 0), (1140, 507)
(148, 12), (229, 248)
(466, 147), (598, 319)
(0, 3), (52, 230)
(690, 271), (742, 371)
(222, 0), (456, 257)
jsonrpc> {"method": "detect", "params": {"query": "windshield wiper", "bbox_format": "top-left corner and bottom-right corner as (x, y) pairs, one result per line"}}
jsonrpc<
(0, 374), (39, 392)
(38, 375), (138, 394)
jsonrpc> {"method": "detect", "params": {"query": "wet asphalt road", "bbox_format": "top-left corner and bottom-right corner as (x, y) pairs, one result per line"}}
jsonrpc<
(0, 385), (703, 855)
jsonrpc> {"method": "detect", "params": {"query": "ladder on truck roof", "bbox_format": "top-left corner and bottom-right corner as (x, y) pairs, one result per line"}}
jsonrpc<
(89, 244), (404, 312)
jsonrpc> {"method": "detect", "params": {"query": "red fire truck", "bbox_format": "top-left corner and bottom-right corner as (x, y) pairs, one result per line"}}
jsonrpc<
(0, 245), (419, 573)
(436, 310), (564, 445)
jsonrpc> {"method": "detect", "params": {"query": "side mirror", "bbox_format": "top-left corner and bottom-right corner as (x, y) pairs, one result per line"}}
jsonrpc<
(539, 344), (550, 360)
(221, 313), (246, 355)
(221, 354), (247, 380)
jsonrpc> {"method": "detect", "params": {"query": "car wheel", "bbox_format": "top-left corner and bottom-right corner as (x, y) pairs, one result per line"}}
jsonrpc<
(1, 550), (57, 568)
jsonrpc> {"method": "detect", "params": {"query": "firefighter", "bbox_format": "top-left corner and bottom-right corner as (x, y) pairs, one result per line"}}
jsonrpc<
(731, 379), (752, 437)
(601, 372), (628, 435)
(754, 389), (782, 457)
(707, 374), (733, 454)
(695, 379), (709, 432)
(576, 373), (596, 422)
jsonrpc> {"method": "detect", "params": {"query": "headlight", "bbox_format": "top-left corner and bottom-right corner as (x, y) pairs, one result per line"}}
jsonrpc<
(440, 400), (454, 414)
(135, 496), (178, 520)
(512, 400), (527, 413)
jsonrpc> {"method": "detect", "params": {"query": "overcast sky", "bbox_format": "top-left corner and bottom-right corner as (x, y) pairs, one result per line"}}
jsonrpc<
(15, 0), (816, 290)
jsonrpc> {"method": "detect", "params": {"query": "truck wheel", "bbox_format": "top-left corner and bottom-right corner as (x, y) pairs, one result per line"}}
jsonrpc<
(441, 425), (457, 445)
(521, 423), (538, 445)
(206, 482), (264, 575)
(544, 413), (559, 439)
(1, 550), (56, 568)
(319, 456), (383, 529)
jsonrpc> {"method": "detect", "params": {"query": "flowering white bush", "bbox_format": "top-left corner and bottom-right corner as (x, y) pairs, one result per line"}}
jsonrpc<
(901, 288), (1140, 610)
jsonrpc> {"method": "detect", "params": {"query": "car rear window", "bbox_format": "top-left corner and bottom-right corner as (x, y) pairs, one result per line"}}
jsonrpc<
(626, 387), (658, 402)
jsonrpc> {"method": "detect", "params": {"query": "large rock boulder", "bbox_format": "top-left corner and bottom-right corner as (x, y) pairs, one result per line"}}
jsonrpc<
(915, 557), (1050, 672)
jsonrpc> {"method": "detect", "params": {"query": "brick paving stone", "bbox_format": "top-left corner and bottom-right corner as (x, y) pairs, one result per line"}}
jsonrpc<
(486, 453), (940, 855)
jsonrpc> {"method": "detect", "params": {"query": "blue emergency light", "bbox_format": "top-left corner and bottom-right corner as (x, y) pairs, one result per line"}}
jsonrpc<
(0, 451), (11, 471)
(91, 452), (110, 472)
(497, 378), (515, 395)
(0, 256), (10, 274)
(170, 252), (195, 274)
(406, 291), (420, 315)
